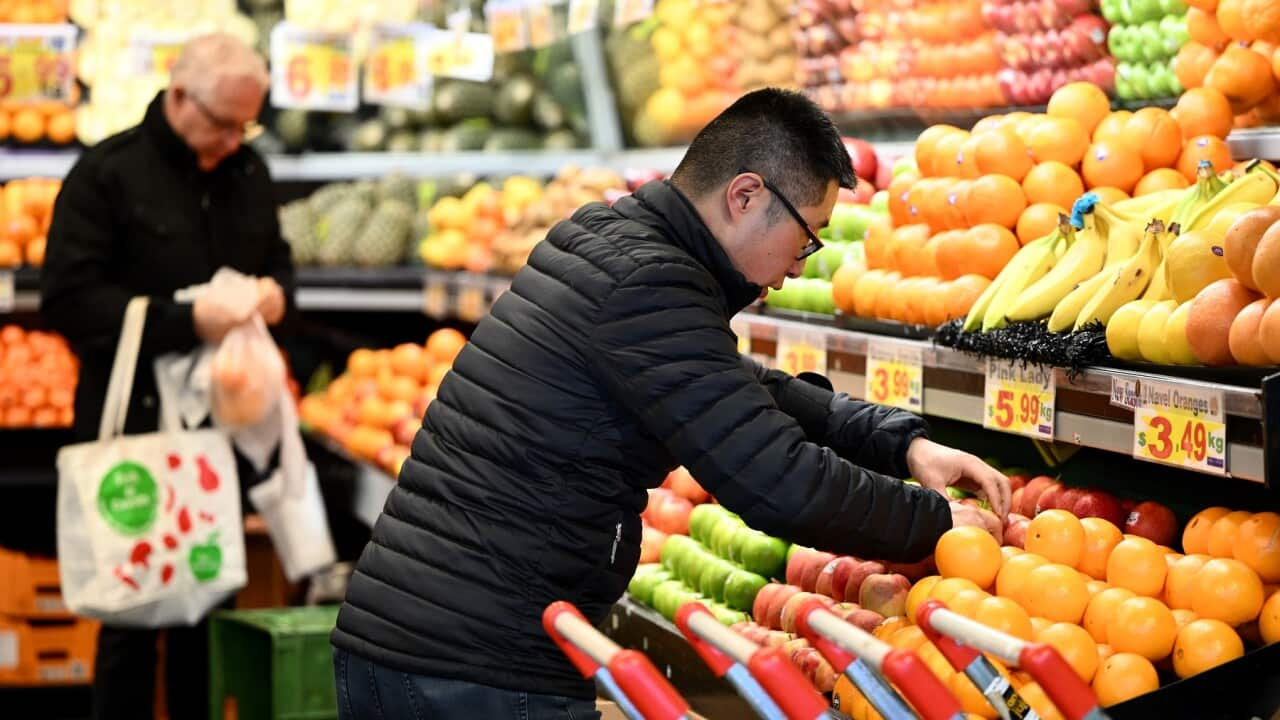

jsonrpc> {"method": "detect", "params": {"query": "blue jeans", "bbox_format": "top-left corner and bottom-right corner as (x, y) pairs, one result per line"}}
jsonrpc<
(333, 647), (602, 720)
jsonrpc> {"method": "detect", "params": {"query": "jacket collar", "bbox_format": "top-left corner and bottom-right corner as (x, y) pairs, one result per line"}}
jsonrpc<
(142, 91), (243, 177)
(618, 181), (762, 315)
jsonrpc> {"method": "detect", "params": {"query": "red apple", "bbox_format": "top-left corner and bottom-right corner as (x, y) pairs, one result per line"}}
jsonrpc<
(1007, 474), (1030, 493)
(648, 493), (693, 535)
(1004, 515), (1030, 549)
(842, 560), (886, 603)
(782, 592), (835, 633)
(763, 630), (792, 647)
(640, 525), (668, 563)
(1072, 489), (1125, 527)
(859, 573), (910, 618)
(1124, 501), (1179, 547)
(884, 555), (936, 582)
(1011, 488), (1025, 516)
(813, 656), (838, 693)
(843, 137), (879, 182)
(666, 466), (710, 504)
(1032, 481), (1064, 516)
(753, 582), (785, 623)
(828, 557), (862, 602)
(846, 608), (885, 633)
(799, 552), (837, 593)
(786, 548), (813, 587)
(1021, 476), (1056, 516)
(1056, 487), (1085, 514)
(814, 558), (842, 599)
(764, 585), (803, 630)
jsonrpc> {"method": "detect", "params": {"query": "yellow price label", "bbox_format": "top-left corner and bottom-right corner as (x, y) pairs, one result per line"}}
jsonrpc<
(423, 282), (448, 319)
(1133, 380), (1226, 475)
(457, 284), (487, 323)
(368, 37), (416, 94)
(423, 30), (494, 82)
(527, 1), (555, 48)
(270, 24), (357, 111)
(983, 359), (1055, 440)
(865, 340), (922, 411)
(568, 0), (599, 33)
(0, 26), (76, 103)
(776, 327), (826, 377)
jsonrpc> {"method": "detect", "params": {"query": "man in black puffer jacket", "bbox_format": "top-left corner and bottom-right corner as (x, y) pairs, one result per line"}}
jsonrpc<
(332, 89), (1010, 719)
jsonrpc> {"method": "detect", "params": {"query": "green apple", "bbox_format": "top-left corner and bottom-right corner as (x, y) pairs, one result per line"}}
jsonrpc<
(661, 534), (694, 572)
(739, 532), (789, 580)
(945, 486), (973, 500)
(1148, 62), (1175, 98)
(1138, 22), (1164, 63)
(1160, 15), (1188, 57)
(723, 570), (768, 612)
(709, 519), (741, 560)
(678, 543), (714, 585)
(727, 527), (755, 564)
(1119, 0), (1136, 23)
(1128, 63), (1155, 99)
(1115, 63), (1136, 101)
(1101, 0), (1125, 23)
(1107, 25), (1131, 63)
(1167, 62), (1184, 95)
(667, 588), (704, 621)
(698, 558), (736, 602)
(870, 191), (888, 213)
(711, 604), (749, 626)
(1159, 0), (1186, 14)
(1128, 0), (1161, 23)
(188, 536), (223, 583)
(829, 204), (877, 243)
(628, 569), (672, 606)
(689, 504), (729, 544)
(892, 156), (917, 177)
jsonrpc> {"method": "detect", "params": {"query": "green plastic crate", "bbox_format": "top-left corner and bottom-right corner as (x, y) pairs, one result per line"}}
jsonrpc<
(209, 606), (340, 720)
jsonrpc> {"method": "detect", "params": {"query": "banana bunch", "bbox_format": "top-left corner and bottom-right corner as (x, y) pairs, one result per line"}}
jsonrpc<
(964, 226), (1069, 332)
(1169, 161), (1229, 229)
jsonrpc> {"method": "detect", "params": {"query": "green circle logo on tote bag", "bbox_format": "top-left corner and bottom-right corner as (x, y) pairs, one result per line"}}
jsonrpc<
(97, 461), (159, 535)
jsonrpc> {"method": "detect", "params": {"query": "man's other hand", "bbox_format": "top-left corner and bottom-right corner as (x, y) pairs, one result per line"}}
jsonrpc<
(950, 501), (1003, 544)
(908, 438), (1012, 520)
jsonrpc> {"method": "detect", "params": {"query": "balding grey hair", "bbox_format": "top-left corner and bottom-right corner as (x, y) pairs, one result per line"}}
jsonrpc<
(170, 32), (269, 100)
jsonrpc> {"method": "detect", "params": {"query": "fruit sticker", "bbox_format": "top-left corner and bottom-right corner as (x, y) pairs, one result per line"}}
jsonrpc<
(188, 534), (223, 583)
(97, 461), (159, 536)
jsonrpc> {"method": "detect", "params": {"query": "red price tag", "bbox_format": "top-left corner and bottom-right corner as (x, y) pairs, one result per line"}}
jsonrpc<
(983, 359), (1055, 440)
(1133, 379), (1226, 475)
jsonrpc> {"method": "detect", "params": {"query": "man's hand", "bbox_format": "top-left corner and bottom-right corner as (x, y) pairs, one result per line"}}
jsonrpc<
(950, 501), (1003, 543)
(256, 277), (285, 326)
(907, 437), (1012, 520)
(193, 295), (239, 344)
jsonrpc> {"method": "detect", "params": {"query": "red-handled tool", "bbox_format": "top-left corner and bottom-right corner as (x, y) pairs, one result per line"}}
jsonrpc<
(794, 599), (963, 720)
(915, 600), (1111, 720)
(544, 601), (690, 720)
(675, 603), (786, 719)
(675, 601), (830, 720)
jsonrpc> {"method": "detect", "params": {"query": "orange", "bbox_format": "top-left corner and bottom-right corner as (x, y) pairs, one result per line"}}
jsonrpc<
(1192, 558), (1265, 626)
(1018, 682), (1065, 720)
(832, 262), (865, 314)
(888, 174), (917, 227)
(1184, 506), (1233, 554)
(950, 672), (999, 719)
(873, 616), (910, 642)
(963, 174), (1026, 229)
(1082, 142), (1144, 193)
(1020, 563), (1090, 624)
(936, 525), (1003, 589)
(973, 127), (1033, 181)
(949, 588), (991, 619)
(1178, 134), (1235, 182)
(1092, 111), (1132, 145)
(1016, 203), (1068, 245)
(1079, 517), (1124, 581)
(1086, 580), (1108, 598)
(1134, 168), (1191, 196)
(1259, 590), (1280, 643)
(1090, 186), (1131, 204)
(1172, 87), (1237, 140)
(973, 595), (1034, 641)
(862, 217), (892, 269)
(1187, 7), (1231, 51)
(1092, 653), (1159, 706)
(1047, 82), (1111, 136)
(1121, 108), (1184, 172)
(889, 224), (933, 275)
(1107, 538), (1168, 597)
(1208, 510), (1254, 558)
(931, 576), (983, 606)
(1096, 643), (1116, 665)
(10, 108), (42, 144)
(1026, 116), (1090, 167)
(1172, 608), (1199, 631)
(1235, 512), (1280, 582)
(1025, 510), (1086, 568)
(1108, 596), (1178, 661)
(1205, 45), (1277, 113)
(944, 275), (992, 321)
(1084, 587), (1138, 643)
(996, 552), (1049, 600)
(889, 625), (928, 652)
(1166, 554), (1212, 609)
(1001, 545), (1024, 562)
(1022, 162), (1085, 211)
(915, 125), (962, 177)
(347, 348), (379, 378)
(45, 109), (74, 145)
(932, 130), (971, 179)
(426, 328), (467, 364)
(906, 576), (943, 622)
(852, 270), (892, 319)
(934, 224), (1020, 280)
(1175, 42), (1222, 91)
(390, 343), (430, 383)
(1173, 619), (1244, 678)
(1037, 622), (1099, 683)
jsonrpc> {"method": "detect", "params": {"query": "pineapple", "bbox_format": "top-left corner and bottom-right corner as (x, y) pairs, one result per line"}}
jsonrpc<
(278, 200), (318, 265)
(316, 196), (370, 267)
(353, 200), (414, 267)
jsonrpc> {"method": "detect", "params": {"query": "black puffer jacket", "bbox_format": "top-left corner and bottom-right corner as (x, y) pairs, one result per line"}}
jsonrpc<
(332, 181), (951, 698)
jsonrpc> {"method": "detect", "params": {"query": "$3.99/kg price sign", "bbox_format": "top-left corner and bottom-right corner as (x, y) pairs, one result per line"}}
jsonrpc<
(269, 23), (357, 112)
(1132, 379), (1226, 475)
(775, 327), (826, 377)
(865, 340), (923, 411)
(983, 359), (1055, 440)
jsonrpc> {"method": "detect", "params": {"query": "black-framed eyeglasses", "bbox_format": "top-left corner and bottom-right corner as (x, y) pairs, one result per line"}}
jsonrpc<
(740, 168), (824, 261)
(183, 88), (264, 141)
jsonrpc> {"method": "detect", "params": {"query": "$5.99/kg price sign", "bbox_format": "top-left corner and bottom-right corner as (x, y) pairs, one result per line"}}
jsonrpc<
(1133, 379), (1226, 475)
(269, 23), (357, 112)
(865, 340), (923, 411)
(983, 359), (1055, 440)
(775, 327), (826, 377)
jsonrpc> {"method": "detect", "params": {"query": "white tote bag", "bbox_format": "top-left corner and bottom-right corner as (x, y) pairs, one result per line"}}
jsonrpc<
(56, 297), (247, 627)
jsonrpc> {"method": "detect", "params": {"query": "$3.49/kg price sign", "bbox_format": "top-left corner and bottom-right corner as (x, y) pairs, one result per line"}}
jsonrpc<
(865, 340), (923, 411)
(269, 23), (357, 112)
(1133, 379), (1226, 475)
(0, 24), (77, 103)
(983, 359), (1055, 440)
(775, 327), (826, 377)
(363, 23), (432, 109)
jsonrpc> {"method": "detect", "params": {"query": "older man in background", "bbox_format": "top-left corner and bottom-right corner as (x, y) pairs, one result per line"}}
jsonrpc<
(41, 33), (294, 719)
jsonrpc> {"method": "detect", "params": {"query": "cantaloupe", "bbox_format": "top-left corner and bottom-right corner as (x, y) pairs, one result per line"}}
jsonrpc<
(1224, 207), (1280, 291)
(1228, 299), (1274, 366)
(1187, 279), (1261, 365)
(1260, 299), (1280, 363)
(1251, 224), (1280, 298)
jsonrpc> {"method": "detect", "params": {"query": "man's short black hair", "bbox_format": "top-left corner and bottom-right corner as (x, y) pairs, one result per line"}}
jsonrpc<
(670, 88), (857, 208)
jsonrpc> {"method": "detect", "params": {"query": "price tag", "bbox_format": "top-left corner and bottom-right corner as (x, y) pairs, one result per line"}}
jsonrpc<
(485, 1), (529, 53)
(423, 28), (495, 82)
(423, 281), (448, 319)
(526, 0), (556, 48)
(865, 340), (923, 411)
(568, 0), (599, 33)
(127, 31), (190, 78)
(613, 0), (655, 26)
(0, 271), (12, 314)
(1133, 379), (1226, 475)
(1110, 376), (1138, 410)
(730, 317), (751, 355)
(0, 24), (77, 103)
(983, 359), (1055, 440)
(363, 23), (432, 109)
(775, 327), (826, 377)
(456, 282), (487, 322)
(269, 23), (357, 111)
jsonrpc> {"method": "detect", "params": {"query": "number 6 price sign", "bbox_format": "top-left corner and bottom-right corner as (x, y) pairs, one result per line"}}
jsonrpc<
(269, 23), (357, 112)
(1133, 379), (1227, 475)
(983, 358), (1055, 440)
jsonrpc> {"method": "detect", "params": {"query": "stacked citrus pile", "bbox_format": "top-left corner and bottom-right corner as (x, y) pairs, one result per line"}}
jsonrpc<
(0, 325), (77, 429)
(835, 508), (1279, 718)
(1, 101), (78, 148)
(0, 178), (60, 268)
(298, 328), (467, 476)
(1173, 0), (1280, 128)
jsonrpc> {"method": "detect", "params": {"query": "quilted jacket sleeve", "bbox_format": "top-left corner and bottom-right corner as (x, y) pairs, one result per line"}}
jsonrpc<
(741, 355), (929, 479)
(587, 262), (950, 562)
